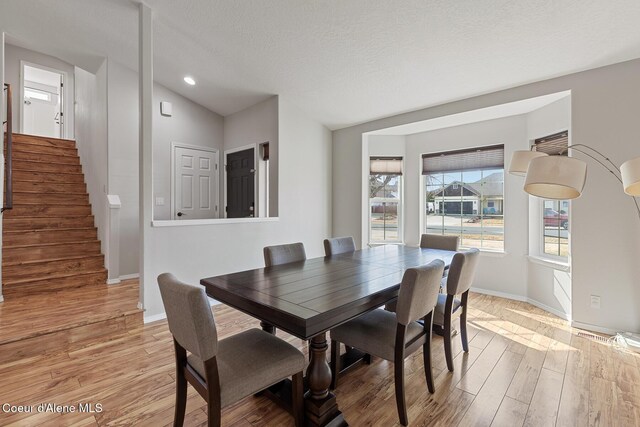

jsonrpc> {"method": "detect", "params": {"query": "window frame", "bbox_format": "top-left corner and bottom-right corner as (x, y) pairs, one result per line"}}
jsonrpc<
(368, 169), (404, 245)
(540, 199), (570, 262)
(423, 169), (505, 253)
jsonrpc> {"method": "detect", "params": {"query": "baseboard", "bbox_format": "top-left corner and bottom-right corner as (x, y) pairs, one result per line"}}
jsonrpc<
(119, 273), (139, 281)
(526, 298), (571, 321)
(0, 294), (4, 303)
(571, 320), (618, 335)
(143, 299), (221, 324)
(470, 287), (527, 302)
(106, 278), (121, 285)
(470, 287), (572, 322)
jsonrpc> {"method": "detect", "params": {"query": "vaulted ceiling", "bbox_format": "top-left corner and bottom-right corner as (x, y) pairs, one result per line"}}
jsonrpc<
(2, 0), (640, 129)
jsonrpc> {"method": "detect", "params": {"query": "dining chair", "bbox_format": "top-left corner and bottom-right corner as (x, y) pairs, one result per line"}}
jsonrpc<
(323, 236), (356, 256)
(385, 234), (459, 313)
(433, 248), (480, 372)
(420, 233), (460, 251)
(263, 242), (307, 267)
(330, 260), (445, 426)
(158, 273), (306, 427)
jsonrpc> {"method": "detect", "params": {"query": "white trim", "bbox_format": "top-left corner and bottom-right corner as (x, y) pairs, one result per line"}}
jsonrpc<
(526, 298), (571, 321)
(223, 143), (258, 218)
(471, 286), (572, 321)
(470, 287), (527, 302)
(171, 142), (220, 220)
(571, 320), (617, 335)
(527, 255), (570, 271)
(107, 273), (139, 285)
(19, 60), (69, 139)
(0, 294), (4, 303)
(144, 299), (221, 324)
(152, 217), (279, 227)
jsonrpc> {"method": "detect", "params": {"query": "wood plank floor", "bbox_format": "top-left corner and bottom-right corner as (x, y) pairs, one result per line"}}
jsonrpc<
(0, 288), (638, 426)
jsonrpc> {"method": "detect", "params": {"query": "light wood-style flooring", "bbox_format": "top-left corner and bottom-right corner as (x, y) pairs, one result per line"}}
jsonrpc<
(0, 284), (638, 426)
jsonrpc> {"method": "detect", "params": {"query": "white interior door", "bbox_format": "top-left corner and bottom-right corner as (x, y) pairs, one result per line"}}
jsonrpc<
(174, 146), (218, 220)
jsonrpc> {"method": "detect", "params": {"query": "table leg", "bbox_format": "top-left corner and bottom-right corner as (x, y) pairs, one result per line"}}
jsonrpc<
(305, 333), (347, 427)
(260, 321), (276, 335)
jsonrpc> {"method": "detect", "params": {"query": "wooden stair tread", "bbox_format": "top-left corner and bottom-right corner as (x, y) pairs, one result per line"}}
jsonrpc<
(3, 227), (96, 234)
(3, 269), (107, 286)
(3, 240), (101, 249)
(13, 133), (76, 145)
(2, 253), (104, 267)
(4, 134), (107, 295)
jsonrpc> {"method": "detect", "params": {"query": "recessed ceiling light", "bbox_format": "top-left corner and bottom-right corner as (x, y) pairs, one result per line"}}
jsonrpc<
(183, 76), (196, 86)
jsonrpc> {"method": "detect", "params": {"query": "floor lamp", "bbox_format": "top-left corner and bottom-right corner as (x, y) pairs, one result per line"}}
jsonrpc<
(509, 145), (640, 350)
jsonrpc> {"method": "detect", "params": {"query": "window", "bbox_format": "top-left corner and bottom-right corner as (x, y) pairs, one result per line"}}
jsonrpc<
(423, 145), (504, 251)
(369, 157), (403, 243)
(536, 131), (570, 259)
(543, 200), (570, 257)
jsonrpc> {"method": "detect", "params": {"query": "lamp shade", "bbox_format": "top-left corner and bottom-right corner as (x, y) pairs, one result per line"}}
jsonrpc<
(524, 156), (587, 199)
(508, 150), (548, 176)
(621, 156), (640, 196)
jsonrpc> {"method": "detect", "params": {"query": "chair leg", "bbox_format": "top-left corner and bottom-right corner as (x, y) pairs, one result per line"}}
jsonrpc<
(460, 292), (469, 353)
(394, 358), (408, 426)
(292, 372), (304, 427)
(444, 313), (454, 372)
(330, 339), (340, 390)
(206, 401), (221, 427)
(423, 312), (435, 393)
(174, 368), (187, 427)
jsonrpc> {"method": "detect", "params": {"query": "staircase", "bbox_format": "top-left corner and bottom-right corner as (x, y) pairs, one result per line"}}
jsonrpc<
(2, 133), (107, 297)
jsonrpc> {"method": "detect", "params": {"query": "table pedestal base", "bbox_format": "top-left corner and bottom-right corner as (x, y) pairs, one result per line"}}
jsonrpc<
(304, 392), (347, 427)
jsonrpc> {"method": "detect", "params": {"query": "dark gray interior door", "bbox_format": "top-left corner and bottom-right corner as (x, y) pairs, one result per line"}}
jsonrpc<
(226, 148), (255, 218)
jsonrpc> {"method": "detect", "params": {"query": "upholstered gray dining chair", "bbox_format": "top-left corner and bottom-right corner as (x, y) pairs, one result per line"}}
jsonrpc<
(158, 273), (306, 427)
(263, 242), (307, 267)
(433, 248), (480, 372)
(420, 233), (460, 251)
(330, 260), (445, 426)
(323, 236), (356, 256)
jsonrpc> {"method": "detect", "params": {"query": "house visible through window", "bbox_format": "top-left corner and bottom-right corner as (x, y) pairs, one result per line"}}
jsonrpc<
(369, 157), (403, 244)
(536, 131), (570, 259)
(423, 145), (504, 251)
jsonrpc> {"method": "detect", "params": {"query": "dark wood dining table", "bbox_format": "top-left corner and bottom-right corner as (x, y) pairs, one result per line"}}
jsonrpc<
(201, 245), (456, 427)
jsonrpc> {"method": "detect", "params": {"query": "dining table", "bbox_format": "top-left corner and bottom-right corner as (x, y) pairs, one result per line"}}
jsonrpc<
(201, 244), (456, 427)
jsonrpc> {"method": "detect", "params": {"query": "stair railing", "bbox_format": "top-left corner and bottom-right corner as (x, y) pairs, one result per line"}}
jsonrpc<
(2, 83), (13, 212)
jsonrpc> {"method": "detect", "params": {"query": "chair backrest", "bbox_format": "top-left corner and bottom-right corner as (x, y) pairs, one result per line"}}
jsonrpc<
(395, 259), (445, 325)
(158, 273), (218, 362)
(419, 234), (460, 251)
(323, 236), (356, 256)
(263, 242), (307, 267)
(445, 248), (480, 295)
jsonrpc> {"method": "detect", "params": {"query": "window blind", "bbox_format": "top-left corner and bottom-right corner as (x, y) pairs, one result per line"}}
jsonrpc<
(534, 131), (568, 156)
(370, 157), (403, 175)
(422, 144), (504, 175)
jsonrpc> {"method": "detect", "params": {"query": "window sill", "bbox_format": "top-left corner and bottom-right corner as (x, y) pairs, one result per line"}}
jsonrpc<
(152, 217), (279, 227)
(477, 249), (507, 258)
(527, 255), (570, 272)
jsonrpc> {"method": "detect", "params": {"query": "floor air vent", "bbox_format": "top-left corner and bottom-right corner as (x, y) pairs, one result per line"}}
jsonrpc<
(577, 331), (610, 343)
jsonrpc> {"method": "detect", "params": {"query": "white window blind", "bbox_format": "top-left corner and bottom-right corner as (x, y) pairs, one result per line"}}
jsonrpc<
(422, 144), (504, 175)
(370, 157), (403, 175)
(534, 131), (568, 156)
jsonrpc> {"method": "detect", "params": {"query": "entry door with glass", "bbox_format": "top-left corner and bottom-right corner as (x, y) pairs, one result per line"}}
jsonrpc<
(21, 64), (64, 138)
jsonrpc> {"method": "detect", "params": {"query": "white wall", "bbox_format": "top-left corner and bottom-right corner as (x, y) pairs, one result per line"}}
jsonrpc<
(526, 97), (572, 317)
(105, 60), (227, 275)
(4, 44), (74, 138)
(333, 59), (640, 334)
(404, 116), (530, 297)
(75, 63), (109, 260)
(153, 83), (224, 220)
(106, 60), (139, 276)
(223, 96), (279, 216)
(142, 97), (332, 320)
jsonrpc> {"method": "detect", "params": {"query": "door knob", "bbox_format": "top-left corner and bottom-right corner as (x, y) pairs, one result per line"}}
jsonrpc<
(177, 212), (186, 217)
